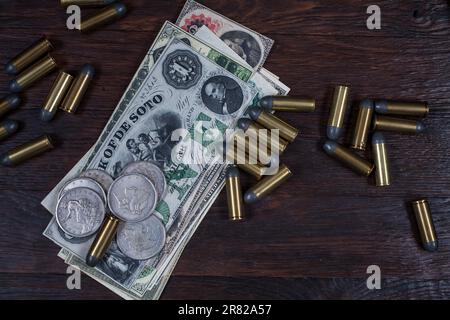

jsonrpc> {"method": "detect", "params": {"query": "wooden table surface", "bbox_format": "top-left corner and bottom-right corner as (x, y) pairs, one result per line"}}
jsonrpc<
(1, 0), (450, 300)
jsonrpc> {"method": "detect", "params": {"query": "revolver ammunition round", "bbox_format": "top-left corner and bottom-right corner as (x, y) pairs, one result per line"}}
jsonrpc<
(375, 100), (429, 118)
(226, 166), (246, 221)
(86, 215), (121, 267)
(351, 99), (374, 151)
(327, 85), (350, 140)
(0, 135), (54, 166)
(372, 132), (391, 187)
(372, 115), (425, 134)
(244, 164), (292, 204)
(259, 96), (316, 113)
(5, 36), (53, 75)
(323, 140), (374, 177)
(411, 199), (438, 252)
(80, 3), (127, 32)
(248, 107), (299, 143)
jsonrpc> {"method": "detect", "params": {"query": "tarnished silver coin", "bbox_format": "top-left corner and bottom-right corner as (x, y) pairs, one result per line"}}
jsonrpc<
(59, 177), (106, 203)
(79, 169), (114, 193)
(122, 161), (167, 202)
(107, 173), (157, 222)
(117, 215), (166, 260)
(56, 187), (105, 238)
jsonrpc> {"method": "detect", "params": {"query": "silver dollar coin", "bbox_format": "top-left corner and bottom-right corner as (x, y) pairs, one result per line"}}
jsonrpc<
(79, 169), (114, 193)
(56, 187), (105, 238)
(59, 177), (106, 203)
(117, 215), (166, 260)
(122, 161), (167, 202)
(108, 173), (157, 222)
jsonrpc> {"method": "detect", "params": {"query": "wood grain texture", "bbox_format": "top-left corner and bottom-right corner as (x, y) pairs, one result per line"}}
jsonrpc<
(1, 0), (450, 300)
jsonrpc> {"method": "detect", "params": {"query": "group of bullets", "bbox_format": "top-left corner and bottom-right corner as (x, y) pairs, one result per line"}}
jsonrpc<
(0, 0), (129, 167)
(59, 0), (127, 33)
(225, 96), (316, 221)
(0, 36), (95, 166)
(323, 85), (437, 252)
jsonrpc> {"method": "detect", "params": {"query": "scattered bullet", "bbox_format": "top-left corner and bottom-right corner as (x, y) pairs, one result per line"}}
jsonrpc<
(411, 199), (438, 252)
(351, 99), (374, 151)
(372, 132), (391, 187)
(86, 215), (120, 267)
(373, 115), (425, 133)
(259, 96), (315, 113)
(375, 100), (429, 118)
(226, 166), (246, 221)
(5, 36), (53, 75)
(244, 164), (292, 204)
(80, 3), (127, 32)
(327, 85), (350, 140)
(0, 135), (54, 166)
(323, 140), (374, 176)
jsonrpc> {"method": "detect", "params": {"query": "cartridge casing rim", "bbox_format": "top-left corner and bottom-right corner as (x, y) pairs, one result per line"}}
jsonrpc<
(412, 199), (428, 205)
(229, 216), (245, 221)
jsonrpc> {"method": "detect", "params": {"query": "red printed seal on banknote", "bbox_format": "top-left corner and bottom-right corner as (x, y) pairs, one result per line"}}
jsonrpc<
(181, 13), (220, 34)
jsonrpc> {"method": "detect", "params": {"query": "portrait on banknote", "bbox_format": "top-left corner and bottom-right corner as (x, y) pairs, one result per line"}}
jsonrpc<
(177, 0), (274, 70)
(201, 75), (243, 115)
(220, 31), (262, 68)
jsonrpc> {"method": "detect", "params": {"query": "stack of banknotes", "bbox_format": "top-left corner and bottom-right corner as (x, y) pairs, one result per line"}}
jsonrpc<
(41, 0), (290, 300)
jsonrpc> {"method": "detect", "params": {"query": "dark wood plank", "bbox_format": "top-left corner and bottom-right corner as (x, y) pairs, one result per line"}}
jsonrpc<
(163, 276), (450, 300)
(0, 273), (119, 300)
(1, 0), (450, 299)
(2, 273), (450, 300)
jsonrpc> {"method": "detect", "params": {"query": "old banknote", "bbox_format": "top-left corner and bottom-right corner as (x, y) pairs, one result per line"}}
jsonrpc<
(44, 15), (286, 299)
(176, 0), (274, 70)
(44, 38), (257, 294)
